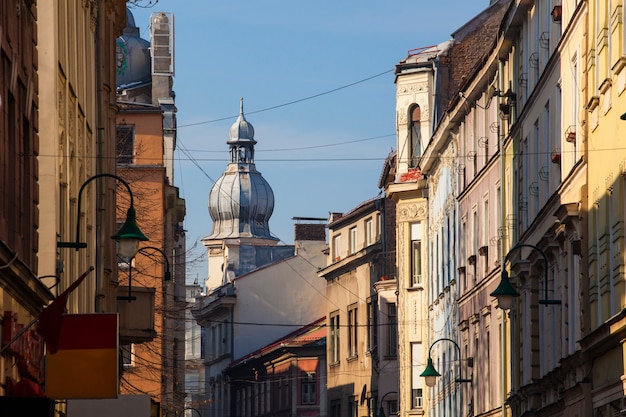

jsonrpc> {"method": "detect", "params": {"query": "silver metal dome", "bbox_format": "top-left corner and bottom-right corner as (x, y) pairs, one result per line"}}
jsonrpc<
(116, 8), (151, 88)
(207, 99), (277, 240)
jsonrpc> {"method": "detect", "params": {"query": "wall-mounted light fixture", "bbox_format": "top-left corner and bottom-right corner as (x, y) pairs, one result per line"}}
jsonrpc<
(490, 243), (561, 310)
(420, 338), (472, 387)
(117, 246), (171, 302)
(377, 391), (397, 417)
(57, 173), (148, 258)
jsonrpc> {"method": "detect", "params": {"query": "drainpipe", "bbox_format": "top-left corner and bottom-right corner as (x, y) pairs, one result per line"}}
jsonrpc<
(498, 60), (507, 417)
(95, 0), (105, 313)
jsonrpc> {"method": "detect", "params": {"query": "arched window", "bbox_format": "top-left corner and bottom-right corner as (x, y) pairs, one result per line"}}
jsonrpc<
(409, 105), (422, 168)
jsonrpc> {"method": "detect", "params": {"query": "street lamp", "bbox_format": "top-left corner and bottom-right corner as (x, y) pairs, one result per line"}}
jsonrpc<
(137, 246), (172, 281)
(490, 243), (561, 309)
(378, 391), (397, 417)
(420, 338), (471, 387)
(57, 173), (148, 258)
(117, 245), (172, 302)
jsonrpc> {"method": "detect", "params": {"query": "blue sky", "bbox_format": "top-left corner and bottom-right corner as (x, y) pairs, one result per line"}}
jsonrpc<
(128, 1), (491, 284)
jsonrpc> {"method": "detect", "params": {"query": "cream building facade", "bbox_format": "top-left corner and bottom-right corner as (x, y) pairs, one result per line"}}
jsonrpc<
(319, 197), (397, 417)
(581, 0), (626, 415)
(389, 3), (511, 417)
(387, 47), (432, 417)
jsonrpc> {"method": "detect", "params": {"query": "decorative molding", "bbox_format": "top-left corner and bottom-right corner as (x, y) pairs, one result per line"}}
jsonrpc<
(397, 203), (427, 221)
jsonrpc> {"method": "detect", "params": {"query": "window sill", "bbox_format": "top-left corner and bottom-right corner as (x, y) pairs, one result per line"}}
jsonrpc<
(346, 354), (358, 362)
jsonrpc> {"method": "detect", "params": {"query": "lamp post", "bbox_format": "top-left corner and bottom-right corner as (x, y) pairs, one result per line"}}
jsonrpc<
(117, 245), (172, 302)
(378, 391), (397, 417)
(57, 173), (148, 258)
(490, 243), (561, 310)
(420, 338), (471, 387)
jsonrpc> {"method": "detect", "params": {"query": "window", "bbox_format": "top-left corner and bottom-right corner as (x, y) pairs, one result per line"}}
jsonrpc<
(278, 377), (289, 408)
(349, 397), (358, 417)
(116, 125), (134, 164)
(348, 304), (358, 357)
(411, 342), (423, 408)
(330, 400), (341, 417)
(409, 105), (422, 167)
(365, 218), (374, 246)
(367, 297), (378, 352)
(387, 400), (398, 416)
(301, 372), (316, 404)
(333, 234), (342, 261)
(349, 227), (358, 254)
(410, 223), (422, 286)
(330, 311), (340, 364)
(386, 303), (397, 357)
(121, 343), (134, 368)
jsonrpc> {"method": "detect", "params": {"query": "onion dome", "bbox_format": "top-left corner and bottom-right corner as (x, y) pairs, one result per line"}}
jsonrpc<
(207, 99), (277, 241)
(116, 8), (151, 88)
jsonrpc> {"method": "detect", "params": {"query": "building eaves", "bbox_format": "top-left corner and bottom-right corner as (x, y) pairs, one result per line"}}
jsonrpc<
(328, 196), (382, 229)
(227, 317), (326, 369)
(378, 150), (397, 189)
(117, 101), (161, 112)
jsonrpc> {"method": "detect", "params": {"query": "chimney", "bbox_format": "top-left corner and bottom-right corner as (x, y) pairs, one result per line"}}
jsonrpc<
(294, 223), (326, 242)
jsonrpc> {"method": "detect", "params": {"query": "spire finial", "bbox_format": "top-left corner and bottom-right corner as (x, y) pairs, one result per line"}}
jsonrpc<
(240, 97), (244, 115)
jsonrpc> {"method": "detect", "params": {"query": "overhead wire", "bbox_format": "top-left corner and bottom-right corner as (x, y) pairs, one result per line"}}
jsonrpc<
(176, 69), (394, 129)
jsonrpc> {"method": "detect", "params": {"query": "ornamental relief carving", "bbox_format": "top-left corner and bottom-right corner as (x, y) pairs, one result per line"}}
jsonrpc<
(397, 83), (429, 95)
(397, 103), (430, 124)
(397, 222), (405, 274)
(209, 248), (223, 256)
(397, 203), (427, 221)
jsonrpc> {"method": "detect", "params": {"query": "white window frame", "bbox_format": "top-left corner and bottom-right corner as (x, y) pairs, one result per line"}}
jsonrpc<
(349, 227), (358, 254)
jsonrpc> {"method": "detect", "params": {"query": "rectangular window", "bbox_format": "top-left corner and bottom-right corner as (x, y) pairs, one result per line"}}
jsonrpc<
(388, 400), (399, 416)
(348, 304), (358, 357)
(330, 400), (341, 417)
(349, 397), (358, 417)
(473, 208), (479, 257)
(333, 234), (342, 261)
(330, 311), (340, 363)
(386, 303), (397, 357)
(365, 218), (374, 246)
(301, 372), (316, 404)
(410, 223), (422, 286)
(367, 297), (378, 352)
(411, 342), (423, 408)
(121, 344), (134, 368)
(349, 227), (358, 254)
(115, 125), (134, 165)
(282, 377), (289, 408)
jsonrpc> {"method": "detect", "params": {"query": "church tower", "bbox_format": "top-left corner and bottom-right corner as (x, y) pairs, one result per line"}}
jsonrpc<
(203, 100), (284, 292)
(207, 99), (277, 240)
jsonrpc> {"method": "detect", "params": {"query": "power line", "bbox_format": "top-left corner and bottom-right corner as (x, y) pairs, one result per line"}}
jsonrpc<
(177, 69), (394, 128)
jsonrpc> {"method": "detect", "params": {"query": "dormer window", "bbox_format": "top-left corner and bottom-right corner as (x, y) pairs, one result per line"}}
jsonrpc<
(409, 104), (422, 168)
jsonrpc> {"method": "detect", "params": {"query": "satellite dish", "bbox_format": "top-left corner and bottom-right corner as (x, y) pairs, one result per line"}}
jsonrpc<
(360, 384), (367, 405)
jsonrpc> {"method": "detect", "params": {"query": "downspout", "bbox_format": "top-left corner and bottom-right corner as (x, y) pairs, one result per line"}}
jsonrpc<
(95, 0), (105, 313)
(498, 60), (507, 417)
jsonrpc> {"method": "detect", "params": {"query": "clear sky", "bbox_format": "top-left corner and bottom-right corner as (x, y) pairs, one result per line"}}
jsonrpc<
(128, 1), (492, 285)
